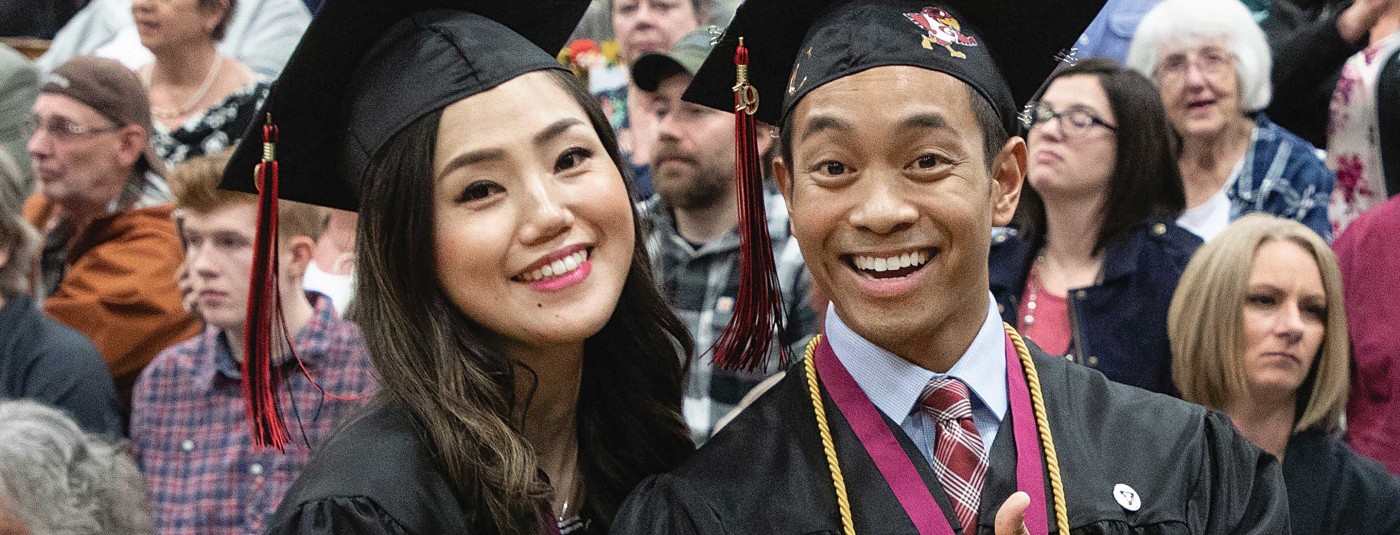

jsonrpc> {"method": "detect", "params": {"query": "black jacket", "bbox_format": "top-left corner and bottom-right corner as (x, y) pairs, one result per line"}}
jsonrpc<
(614, 341), (1289, 534)
(1262, 1), (1362, 148)
(988, 222), (1201, 395)
(1283, 429), (1400, 534)
(0, 294), (123, 436)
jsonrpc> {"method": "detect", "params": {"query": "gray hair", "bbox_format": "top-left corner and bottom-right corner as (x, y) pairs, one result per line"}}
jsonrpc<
(0, 148), (38, 297)
(0, 401), (152, 535)
(1126, 0), (1273, 113)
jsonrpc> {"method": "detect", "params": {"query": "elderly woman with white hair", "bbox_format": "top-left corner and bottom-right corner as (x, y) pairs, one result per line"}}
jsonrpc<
(1129, 0), (1336, 243)
(0, 400), (153, 535)
(0, 149), (123, 437)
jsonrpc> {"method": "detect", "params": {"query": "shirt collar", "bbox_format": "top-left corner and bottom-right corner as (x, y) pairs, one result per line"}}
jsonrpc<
(825, 293), (1008, 425)
(202, 292), (342, 389)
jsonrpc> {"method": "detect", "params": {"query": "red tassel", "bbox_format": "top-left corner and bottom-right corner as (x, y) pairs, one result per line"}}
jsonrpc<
(243, 118), (291, 451)
(709, 38), (789, 372)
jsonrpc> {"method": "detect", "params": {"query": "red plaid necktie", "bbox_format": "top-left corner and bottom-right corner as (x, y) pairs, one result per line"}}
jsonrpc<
(920, 377), (989, 534)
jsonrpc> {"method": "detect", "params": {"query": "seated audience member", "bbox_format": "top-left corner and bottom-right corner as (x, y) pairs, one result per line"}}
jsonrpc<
(990, 58), (1199, 395)
(1128, 0), (1336, 242)
(302, 208), (356, 315)
(597, 0), (708, 198)
(1326, 0), (1400, 233)
(1334, 192), (1400, 474)
(24, 56), (199, 406)
(1169, 213), (1400, 533)
(0, 400), (152, 535)
(131, 149), (376, 534)
(36, 0), (310, 80)
(633, 29), (816, 440)
(0, 45), (37, 192)
(0, 149), (123, 437)
(135, 0), (270, 165)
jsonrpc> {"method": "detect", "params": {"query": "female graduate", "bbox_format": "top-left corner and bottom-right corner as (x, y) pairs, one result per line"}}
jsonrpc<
(218, 0), (694, 533)
(1169, 214), (1400, 533)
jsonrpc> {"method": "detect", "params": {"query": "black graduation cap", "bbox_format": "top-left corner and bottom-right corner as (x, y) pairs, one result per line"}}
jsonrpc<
(219, 0), (590, 211)
(683, 0), (1108, 133)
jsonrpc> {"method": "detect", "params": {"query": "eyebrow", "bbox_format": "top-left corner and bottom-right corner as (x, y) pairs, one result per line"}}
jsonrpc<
(896, 112), (953, 132)
(533, 117), (586, 147)
(436, 118), (587, 181)
(799, 115), (854, 143)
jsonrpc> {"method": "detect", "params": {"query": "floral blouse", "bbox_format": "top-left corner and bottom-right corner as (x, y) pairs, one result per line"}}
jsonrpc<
(151, 80), (271, 167)
(1327, 33), (1400, 235)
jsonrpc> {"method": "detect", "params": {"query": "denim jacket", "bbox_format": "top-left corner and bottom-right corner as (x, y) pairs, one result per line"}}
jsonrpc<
(989, 221), (1202, 395)
(1230, 114), (1336, 242)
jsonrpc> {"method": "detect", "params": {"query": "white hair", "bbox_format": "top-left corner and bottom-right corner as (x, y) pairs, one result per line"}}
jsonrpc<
(0, 401), (153, 535)
(1126, 0), (1273, 113)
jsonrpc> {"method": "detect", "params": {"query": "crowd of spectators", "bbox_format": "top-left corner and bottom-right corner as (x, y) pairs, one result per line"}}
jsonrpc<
(0, 0), (1397, 531)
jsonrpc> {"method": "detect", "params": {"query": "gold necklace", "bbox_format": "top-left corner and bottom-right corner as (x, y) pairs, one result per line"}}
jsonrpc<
(802, 324), (1070, 534)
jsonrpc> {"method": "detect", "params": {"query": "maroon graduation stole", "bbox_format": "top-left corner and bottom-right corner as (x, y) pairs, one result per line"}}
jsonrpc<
(804, 325), (1061, 534)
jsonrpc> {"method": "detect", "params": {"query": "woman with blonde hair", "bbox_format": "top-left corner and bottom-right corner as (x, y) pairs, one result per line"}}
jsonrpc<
(1168, 213), (1400, 533)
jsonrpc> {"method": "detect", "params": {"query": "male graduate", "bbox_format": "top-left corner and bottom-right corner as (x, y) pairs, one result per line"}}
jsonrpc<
(612, 0), (1290, 533)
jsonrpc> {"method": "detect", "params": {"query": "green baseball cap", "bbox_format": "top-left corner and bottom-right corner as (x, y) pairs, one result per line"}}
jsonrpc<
(631, 29), (714, 91)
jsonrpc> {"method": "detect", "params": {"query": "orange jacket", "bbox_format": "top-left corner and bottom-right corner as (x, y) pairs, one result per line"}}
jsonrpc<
(24, 194), (200, 406)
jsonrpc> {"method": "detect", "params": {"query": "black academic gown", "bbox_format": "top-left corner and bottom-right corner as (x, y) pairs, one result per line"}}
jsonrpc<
(267, 401), (606, 534)
(1283, 429), (1400, 534)
(612, 343), (1290, 534)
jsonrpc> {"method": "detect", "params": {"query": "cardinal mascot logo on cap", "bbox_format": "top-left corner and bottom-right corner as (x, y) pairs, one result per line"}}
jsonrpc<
(905, 6), (978, 58)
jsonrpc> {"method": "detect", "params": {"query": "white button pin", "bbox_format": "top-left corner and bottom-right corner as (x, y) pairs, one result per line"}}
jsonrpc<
(1113, 483), (1141, 512)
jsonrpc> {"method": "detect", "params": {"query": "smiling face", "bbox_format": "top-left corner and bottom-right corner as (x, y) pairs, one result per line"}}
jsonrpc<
(1026, 74), (1117, 204)
(1240, 239), (1327, 401)
(1154, 41), (1243, 140)
(775, 66), (1024, 364)
(131, 0), (226, 50)
(432, 71), (635, 357)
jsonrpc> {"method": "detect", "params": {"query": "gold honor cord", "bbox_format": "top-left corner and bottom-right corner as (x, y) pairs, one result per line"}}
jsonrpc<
(802, 324), (1070, 534)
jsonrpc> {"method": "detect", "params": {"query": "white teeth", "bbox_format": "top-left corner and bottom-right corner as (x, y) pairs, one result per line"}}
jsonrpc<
(520, 250), (589, 283)
(853, 250), (931, 275)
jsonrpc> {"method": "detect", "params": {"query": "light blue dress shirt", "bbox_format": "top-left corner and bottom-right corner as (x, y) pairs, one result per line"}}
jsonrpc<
(825, 293), (1008, 464)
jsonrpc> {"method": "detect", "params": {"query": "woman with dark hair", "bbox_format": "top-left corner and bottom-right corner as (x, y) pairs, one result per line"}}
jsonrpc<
(218, 1), (693, 533)
(989, 58), (1201, 395)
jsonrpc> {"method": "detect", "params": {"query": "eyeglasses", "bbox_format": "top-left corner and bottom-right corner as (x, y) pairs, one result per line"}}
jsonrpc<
(1025, 103), (1117, 137)
(1154, 48), (1234, 83)
(24, 115), (120, 141)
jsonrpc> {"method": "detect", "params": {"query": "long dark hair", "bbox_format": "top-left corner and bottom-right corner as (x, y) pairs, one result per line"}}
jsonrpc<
(349, 68), (693, 533)
(1014, 58), (1186, 255)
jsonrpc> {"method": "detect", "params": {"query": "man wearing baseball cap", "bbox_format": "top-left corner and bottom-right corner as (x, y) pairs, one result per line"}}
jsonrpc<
(633, 29), (818, 443)
(23, 56), (199, 409)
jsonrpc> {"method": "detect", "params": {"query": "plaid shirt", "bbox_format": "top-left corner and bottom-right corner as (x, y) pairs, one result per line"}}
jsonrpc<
(640, 189), (817, 441)
(130, 293), (377, 534)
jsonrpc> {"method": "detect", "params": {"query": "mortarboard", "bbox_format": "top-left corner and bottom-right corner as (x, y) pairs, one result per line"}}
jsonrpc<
(220, 0), (589, 210)
(690, 0), (1107, 372)
(684, 0), (1108, 133)
(217, 0), (590, 450)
